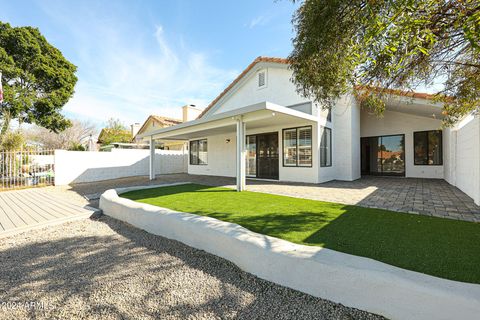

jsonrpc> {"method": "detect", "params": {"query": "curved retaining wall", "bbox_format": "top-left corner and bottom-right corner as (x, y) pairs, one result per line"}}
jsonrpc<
(100, 184), (480, 320)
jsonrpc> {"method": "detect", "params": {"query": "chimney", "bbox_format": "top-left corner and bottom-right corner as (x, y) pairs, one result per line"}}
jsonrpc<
(182, 104), (202, 122)
(130, 123), (141, 138)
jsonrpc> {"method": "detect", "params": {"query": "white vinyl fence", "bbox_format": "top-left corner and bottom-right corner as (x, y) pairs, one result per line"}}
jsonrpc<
(0, 149), (55, 190)
(54, 149), (188, 185)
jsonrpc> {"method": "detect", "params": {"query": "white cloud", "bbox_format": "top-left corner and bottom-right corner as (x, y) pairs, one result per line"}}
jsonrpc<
(247, 15), (270, 29)
(37, 3), (237, 126)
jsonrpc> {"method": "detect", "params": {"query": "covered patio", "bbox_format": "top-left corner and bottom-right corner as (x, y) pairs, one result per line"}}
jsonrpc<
(139, 101), (318, 190)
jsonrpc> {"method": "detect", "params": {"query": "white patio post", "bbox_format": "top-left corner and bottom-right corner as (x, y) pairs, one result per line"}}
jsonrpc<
(236, 116), (246, 191)
(149, 135), (155, 180)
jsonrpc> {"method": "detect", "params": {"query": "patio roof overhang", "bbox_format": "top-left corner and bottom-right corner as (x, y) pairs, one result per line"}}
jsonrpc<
(139, 101), (318, 141)
(384, 95), (445, 119)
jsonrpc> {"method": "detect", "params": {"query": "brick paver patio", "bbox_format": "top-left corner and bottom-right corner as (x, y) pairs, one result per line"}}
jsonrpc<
(64, 174), (480, 223)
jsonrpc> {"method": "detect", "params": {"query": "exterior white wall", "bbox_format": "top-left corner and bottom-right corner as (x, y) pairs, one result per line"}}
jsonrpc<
(443, 127), (456, 185)
(452, 116), (480, 205)
(330, 95), (361, 182)
(101, 186), (480, 320)
(188, 134), (237, 178)
(188, 121), (320, 184)
(55, 149), (187, 185)
(317, 116), (335, 183)
(361, 109), (444, 179)
(212, 67), (310, 115)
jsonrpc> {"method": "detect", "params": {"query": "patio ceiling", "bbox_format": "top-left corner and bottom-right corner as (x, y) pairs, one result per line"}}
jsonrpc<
(385, 95), (444, 119)
(140, 101), (318, 141)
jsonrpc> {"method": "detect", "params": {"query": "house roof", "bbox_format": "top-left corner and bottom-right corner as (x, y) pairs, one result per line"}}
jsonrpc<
(355, 85), (441, 101)
(197, 56), (441, 119)
(197, 57), (289, 118)
(135, 115), (183, 138)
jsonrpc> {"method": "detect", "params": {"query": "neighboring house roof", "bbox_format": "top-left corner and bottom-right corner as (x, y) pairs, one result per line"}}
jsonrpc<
(379, 150), (403, 160)
(134, 115), (183, 140)
(197, 56), (441, 119)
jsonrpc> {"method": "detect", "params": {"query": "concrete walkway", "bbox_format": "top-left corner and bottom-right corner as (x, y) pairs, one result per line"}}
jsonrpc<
(61, 174), (480, 223)
(0, 188), (99, 238)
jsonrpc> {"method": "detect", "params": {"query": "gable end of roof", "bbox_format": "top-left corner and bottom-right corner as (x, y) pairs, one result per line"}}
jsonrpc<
(197, 56), (289, 118)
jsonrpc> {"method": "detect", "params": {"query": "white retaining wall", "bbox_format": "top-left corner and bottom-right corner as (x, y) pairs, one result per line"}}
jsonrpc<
(55, 149), (187, 185)
(100, 184), (480, 320)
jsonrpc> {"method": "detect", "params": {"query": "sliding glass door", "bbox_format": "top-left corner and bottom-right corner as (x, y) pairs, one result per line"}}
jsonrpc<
(246, 133), (279, 180)
(361, 134), (405, 176)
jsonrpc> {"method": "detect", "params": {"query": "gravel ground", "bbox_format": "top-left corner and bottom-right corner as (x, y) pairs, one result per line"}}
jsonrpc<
(0, 216), (385, 320)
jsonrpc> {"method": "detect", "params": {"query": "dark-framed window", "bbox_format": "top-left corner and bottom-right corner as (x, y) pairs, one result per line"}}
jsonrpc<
(190, 139), (207, 165)
(414, 130), (443, 165)
(320, 127), (332, 167)
(282, 126), (312, 167)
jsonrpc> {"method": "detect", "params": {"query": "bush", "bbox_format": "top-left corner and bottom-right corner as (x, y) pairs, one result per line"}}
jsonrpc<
(68, 142), (86, 151)
(1, 131), (25, 151)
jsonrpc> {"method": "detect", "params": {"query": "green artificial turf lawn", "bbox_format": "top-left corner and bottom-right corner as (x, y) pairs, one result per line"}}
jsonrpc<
(121, 183), (480, 284)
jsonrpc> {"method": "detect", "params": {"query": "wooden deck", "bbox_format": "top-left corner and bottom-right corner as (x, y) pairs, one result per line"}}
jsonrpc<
(0, 188), (98, 238)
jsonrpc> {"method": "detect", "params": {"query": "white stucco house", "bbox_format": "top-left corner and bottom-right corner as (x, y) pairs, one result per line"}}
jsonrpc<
(140, 56), (480, 205)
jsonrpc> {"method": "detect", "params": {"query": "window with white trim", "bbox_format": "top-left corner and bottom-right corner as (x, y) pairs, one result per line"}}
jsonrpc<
(190, 139), (207, 165)
(283, 126), (312, 167)
(320, 127), (332, 167)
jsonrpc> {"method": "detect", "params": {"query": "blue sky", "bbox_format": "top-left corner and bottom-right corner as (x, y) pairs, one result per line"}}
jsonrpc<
(0, 0), (299, 127)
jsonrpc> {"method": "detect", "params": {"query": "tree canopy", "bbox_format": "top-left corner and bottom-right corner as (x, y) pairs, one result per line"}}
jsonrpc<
(26, 120), (97, 150)
(106, 117), (127, 131)
(97, 118), (131, 146)
(289, 0), (480, 125)
(97, 128), (132, 146)
(0, 22), (77, 134)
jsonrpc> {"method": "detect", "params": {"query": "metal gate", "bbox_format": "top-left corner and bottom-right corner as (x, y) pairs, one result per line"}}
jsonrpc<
(0, 149), (55, 190)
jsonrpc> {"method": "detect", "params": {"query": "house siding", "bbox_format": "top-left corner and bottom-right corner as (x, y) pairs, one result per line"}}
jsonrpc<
(212, 67), (310, 116)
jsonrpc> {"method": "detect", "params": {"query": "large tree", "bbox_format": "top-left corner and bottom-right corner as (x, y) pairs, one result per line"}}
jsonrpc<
(0, 22), (77, 134)
(289, 0), (480, 125)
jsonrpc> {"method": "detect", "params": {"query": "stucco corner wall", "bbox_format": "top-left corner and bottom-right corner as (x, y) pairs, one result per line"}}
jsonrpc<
(332, 95), (361, 181)
(100, 185), (480, 320)
(453, 116), (480, 205)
